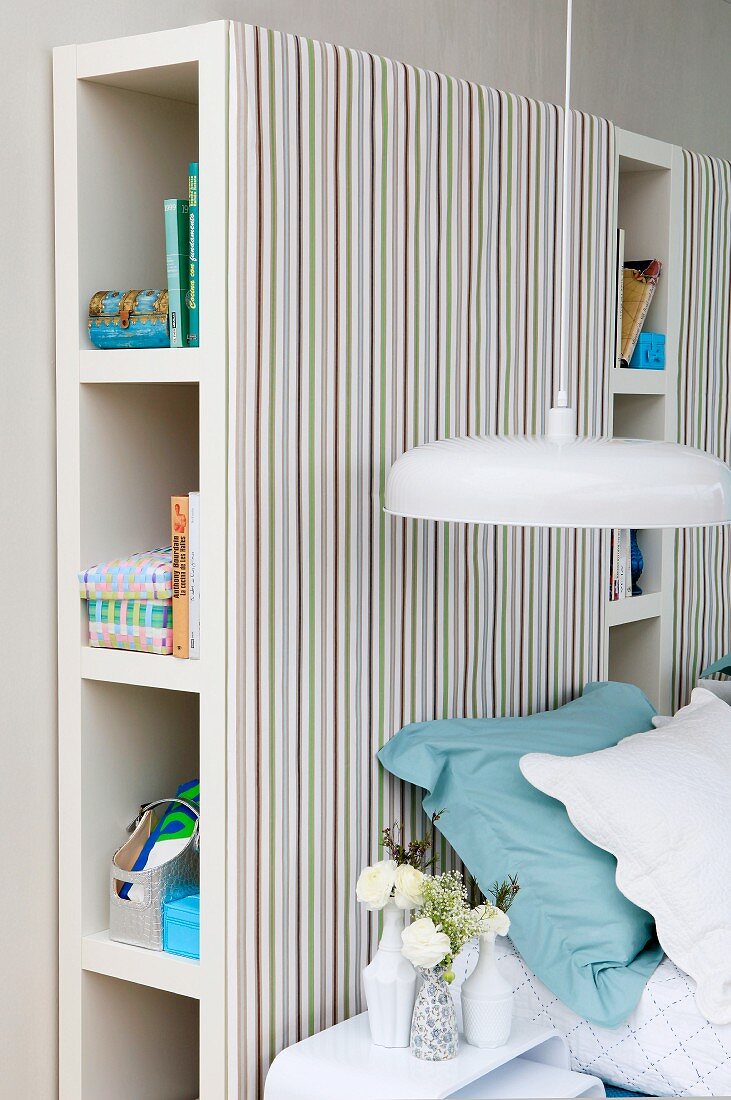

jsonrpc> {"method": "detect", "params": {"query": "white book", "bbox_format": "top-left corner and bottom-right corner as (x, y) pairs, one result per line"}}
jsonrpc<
(616, 228), (625, 368)
(616, 528), (626, 599)
(625, 529), (633, 598)
(188, 491), (200, 659)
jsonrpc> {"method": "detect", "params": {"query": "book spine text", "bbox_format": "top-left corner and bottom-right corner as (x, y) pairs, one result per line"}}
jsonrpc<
(171, 495), (190, 658)
(188, 491), (200, 660)
(187, 163), (199, 347)
(164, 198), (190, 349)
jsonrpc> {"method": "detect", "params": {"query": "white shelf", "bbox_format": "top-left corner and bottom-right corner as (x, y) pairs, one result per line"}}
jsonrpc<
(451, 1056), (604, 1098)
(82, 931), (200, 999)
(265, 1015), (603, 1100)
(80, 348), (200, 384)
(80, 646), (201, 693)
(606, 591), (662, 627)
(55, 21), (229, 1098)
(611, 368), (667, 396)
(617, 128), (673, 171)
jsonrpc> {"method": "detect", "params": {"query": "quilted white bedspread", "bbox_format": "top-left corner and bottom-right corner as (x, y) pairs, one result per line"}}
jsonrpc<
(455, 939), (731, 1096)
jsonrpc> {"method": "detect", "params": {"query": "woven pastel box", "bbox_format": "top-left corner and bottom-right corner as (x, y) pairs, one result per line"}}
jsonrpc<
(79, 548), (173, 601)
(87, 598), (173, 655)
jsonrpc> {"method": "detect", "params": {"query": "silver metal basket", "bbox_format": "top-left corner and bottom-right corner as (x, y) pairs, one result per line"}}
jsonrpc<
(109, 797), (199, 951)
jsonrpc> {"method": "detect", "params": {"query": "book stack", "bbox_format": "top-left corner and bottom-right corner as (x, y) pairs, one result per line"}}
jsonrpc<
(164, 162), (199, 349)
(609, 528), (632, 602)
(171, 492), (200, 659)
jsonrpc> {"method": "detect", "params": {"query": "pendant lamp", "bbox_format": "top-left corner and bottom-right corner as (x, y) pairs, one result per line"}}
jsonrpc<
(385, 0), (731, 529)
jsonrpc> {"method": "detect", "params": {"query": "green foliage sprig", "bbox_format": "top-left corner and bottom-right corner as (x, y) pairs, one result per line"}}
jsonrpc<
(468, 872), (520, 913)
(381, 810), (445, 870)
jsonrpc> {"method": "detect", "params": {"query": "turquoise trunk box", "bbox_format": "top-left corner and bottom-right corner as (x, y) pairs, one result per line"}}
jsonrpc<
(163, 894), (200, 960)
(88, 289), (170, 349)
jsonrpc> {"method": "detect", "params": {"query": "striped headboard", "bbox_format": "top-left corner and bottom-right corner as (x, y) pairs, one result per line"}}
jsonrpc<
(228, 22), (615, 1095)
(673, 152), (731, 708)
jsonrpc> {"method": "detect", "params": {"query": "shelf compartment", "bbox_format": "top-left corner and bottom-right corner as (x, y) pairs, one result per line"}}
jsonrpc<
(612, 392), (666, 441)
(76, 76), (198, 347)
(83, 930), (200, 998)
(82, 971), (199, 1100)
(80, 381), (198, 568)
(81, 645), (201, 692)
(81, 681), (199, 937)
(606, 591), (662, 627)
(610, 368), (666, 396)
(80, 348), (201, 384)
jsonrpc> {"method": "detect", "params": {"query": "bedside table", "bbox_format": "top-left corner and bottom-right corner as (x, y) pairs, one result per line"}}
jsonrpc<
(265, 1014), (606, 1098)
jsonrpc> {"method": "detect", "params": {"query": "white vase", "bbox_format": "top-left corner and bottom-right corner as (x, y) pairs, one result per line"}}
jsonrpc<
(362, 899), (417, 1047)
(461, 932), (514, 1048)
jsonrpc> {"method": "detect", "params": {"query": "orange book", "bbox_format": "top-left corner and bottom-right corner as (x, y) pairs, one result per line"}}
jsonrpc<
(171, 495), (190, 659)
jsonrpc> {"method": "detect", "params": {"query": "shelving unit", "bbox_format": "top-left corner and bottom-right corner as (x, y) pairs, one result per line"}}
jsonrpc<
(604, 129), (683, 711)
(54, 22), (229, 1100)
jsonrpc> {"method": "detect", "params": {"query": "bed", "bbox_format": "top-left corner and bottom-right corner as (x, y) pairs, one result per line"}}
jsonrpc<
(454, 938), (731, 1097)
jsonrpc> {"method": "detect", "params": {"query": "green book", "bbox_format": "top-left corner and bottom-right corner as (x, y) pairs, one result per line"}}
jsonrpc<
(164, 198), (190, 348)
(187, 163), (199, 347)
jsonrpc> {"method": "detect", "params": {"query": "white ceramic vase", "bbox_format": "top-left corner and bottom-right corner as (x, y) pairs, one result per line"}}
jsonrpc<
(460, 932), (514, 1048)
(362, 899), (417, 1047)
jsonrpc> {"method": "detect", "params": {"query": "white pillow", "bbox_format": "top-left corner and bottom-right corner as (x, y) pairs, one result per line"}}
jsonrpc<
(696, 677), (731, 705)
(520, 687), (731, 1025)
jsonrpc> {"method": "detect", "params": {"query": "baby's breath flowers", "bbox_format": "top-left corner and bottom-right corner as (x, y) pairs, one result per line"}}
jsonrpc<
(402, 870), (480, 981)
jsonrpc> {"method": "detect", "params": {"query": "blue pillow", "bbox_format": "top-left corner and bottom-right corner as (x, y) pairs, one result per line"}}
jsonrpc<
(377, 681), (663, 1028)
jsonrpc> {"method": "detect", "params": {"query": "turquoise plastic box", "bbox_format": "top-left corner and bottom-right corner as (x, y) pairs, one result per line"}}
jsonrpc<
(628, 331), (665, 370)
(163, 894), (200, 960)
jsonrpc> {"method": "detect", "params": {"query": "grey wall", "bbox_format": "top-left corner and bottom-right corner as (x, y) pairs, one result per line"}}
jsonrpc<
(0, 1), (729, 1095)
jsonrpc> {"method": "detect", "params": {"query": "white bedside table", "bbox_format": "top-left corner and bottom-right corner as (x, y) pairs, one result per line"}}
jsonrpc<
(265, 1014), (606, 1099)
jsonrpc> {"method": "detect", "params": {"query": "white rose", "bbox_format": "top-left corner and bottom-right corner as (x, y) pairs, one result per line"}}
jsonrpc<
(356, 859), (397, 910)
(401, 917), (451, 969)
(472, 903), (510, 937)
(393, 865), (425, 909)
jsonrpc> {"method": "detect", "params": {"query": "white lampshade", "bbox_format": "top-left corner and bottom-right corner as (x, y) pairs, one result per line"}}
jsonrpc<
(385, 432), (731, 528)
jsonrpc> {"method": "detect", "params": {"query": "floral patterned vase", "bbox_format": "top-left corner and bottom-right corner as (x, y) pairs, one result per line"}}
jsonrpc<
(410, 965), (459, 1061)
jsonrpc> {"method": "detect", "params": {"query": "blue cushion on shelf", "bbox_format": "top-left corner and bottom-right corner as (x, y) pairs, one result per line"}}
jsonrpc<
(377, 681), (663, 1028)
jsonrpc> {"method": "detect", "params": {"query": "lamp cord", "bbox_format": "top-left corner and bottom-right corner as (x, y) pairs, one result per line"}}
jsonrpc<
(557, 0), (573, 409)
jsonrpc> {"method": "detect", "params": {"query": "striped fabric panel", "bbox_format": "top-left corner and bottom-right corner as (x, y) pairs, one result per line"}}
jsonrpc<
(673, 152), (731, 709)
(229, 23), (614, 1096)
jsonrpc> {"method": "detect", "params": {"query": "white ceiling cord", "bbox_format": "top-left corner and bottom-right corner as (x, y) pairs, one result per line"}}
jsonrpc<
(557, 0), (573, 410)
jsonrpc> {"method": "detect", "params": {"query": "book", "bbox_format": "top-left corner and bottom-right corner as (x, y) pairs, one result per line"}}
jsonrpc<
(615, 229), (625, 369)
(624, 528), (633, 598)
(171, 495), (190, 658)
(620, 259), (662, 366)
(616, 528), (626, 599)
(164, 198), (190, 349)
(187, 163), (199, 347)
(188, 491), (200, 660)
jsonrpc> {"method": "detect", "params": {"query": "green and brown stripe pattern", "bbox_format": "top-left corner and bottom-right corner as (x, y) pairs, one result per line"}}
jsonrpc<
(229, 23), (615, 1096)
(673, 151), (731, 709)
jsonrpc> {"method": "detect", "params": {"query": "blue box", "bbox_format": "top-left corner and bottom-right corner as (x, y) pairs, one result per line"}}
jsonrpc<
(163, 894), (200, 960)
(628, 332), (665, 370)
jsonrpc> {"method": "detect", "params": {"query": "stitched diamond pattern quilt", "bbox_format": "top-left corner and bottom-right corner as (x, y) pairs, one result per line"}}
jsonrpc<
(455, 939), (731, 1097)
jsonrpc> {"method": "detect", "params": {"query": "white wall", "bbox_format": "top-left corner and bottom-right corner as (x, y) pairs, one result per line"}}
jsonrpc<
(0, 1), (729, 1095)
